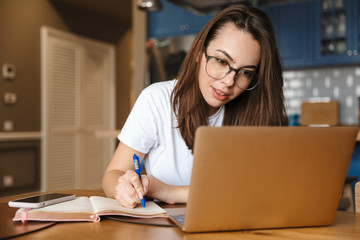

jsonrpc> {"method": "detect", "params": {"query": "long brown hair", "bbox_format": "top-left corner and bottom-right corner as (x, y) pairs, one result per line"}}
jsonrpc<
(171, 4), (288, 151)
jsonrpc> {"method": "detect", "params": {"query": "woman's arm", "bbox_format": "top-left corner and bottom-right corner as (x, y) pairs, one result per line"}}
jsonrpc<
(102, 142), (189, 207)
(103, 142), (150, 208)
(146, 176), (189, 204)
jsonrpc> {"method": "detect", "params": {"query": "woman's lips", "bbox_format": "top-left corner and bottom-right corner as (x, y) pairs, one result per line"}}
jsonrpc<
(212, 87), (229, 101)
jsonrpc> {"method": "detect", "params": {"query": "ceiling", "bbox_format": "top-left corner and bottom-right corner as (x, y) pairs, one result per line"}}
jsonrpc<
(50, 0), (132, 25)
(48, 0), (303, 24)
(49, 0), (132, 43)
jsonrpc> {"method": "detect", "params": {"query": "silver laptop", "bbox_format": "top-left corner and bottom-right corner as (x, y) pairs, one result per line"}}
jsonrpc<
(168, 126), (358, 232)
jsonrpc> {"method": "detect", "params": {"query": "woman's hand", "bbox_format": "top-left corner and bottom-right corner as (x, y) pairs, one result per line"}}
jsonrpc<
(114, 170), (150, 209)
(102, 142), (148, 208)
(102, 142), (188, 208)
(146, 175), (189, 204)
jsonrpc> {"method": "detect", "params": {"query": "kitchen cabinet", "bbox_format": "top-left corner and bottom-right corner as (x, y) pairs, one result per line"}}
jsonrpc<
(262, 0), (360, 69)
(148, 0), (215, 39)
(313, 0), (360, 65)
(348, 142), (360, 190)
(149, 0), (360, 67)
(261, 1), (312, 69)
(0, 140), (40, 197)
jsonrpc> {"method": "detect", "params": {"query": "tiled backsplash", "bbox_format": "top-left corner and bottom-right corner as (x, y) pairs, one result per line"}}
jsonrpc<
(284, 66), (360, 125)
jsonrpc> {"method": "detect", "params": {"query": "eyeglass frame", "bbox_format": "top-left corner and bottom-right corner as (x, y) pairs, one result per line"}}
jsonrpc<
(203, 47), (259, 91)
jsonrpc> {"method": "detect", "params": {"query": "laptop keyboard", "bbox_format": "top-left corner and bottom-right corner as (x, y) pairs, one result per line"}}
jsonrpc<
(171, 214), (185, 226)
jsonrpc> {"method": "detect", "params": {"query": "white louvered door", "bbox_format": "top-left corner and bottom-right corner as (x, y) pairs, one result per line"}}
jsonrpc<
(41, 27), (115, 191)
(80, 46), (114, 188)
(48, 38), (79, 189)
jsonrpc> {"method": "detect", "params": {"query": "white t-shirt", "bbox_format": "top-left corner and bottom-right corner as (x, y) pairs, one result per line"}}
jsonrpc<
(118, 80), (224, 186)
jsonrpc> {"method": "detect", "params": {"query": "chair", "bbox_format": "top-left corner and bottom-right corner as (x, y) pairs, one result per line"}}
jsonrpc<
(338, 176), (357, 211)
(356, 181), (360, 213)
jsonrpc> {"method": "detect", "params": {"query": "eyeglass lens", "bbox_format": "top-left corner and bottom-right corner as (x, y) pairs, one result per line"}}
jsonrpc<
(205, 57), (258, 90)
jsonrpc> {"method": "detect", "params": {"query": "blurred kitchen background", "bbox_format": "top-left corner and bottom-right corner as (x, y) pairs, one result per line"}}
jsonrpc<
(0, 0), (359, 211)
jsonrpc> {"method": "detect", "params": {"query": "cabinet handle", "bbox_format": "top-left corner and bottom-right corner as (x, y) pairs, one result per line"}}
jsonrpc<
(180, 24), (189, 31)
(353, 50), (358, 56)
(347, 50), (352, 56)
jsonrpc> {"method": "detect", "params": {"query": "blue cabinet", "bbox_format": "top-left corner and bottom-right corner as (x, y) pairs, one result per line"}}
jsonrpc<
(261, 2), (312, 69)
(149, 0), (360, 68)
(313, 0), (360, 65)
(148, 0), (215, 39)
(262, 0), (360, 69)
(355, 0), (360, 57)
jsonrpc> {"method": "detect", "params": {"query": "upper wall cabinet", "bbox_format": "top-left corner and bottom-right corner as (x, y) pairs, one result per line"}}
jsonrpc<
(149, 0), (360, 68)
(262, 0), (360, 69)
(313, 0), (360, 65)
(261, 1), (312, 69)
(148, 0), (215, 39)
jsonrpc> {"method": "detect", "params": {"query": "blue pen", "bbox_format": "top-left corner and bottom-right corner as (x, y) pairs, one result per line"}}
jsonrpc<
(133, 154), (146, 208)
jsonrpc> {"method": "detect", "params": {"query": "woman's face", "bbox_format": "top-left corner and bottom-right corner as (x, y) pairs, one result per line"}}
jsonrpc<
(198, 23), (261, 116)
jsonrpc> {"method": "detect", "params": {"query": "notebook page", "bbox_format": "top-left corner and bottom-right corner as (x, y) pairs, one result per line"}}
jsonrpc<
(30, 197), (94, 213)
(89, 196), (166, 216)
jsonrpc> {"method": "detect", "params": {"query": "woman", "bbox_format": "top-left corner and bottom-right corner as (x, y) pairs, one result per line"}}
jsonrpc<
(102, 4), (288, 208)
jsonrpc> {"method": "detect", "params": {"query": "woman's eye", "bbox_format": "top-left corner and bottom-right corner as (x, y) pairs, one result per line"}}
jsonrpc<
(215, 58), (228, 65)
(243, 70), (255, 78)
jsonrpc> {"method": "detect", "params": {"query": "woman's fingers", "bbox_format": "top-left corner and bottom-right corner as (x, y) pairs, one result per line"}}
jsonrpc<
(116, 178), (138, 207)
(114, 170), (149, 208)
(142, 175), (150, 193)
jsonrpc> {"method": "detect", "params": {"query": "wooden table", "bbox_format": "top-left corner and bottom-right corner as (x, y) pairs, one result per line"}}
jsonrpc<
(1, 190), (360, 240)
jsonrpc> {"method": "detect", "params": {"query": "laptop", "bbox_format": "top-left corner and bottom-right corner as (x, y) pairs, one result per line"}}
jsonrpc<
(168, 126), (358, 232)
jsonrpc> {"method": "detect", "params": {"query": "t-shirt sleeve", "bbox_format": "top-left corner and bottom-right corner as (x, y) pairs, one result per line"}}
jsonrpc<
(118, 88), (160, 153)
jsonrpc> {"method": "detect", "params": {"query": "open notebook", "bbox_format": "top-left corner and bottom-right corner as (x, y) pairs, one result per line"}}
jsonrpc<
(168, 126), (358, 232)
(13, 196), (167, 223)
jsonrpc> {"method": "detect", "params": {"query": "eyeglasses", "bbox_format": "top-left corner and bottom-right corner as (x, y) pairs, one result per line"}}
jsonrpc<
(204, 48), (259, 90)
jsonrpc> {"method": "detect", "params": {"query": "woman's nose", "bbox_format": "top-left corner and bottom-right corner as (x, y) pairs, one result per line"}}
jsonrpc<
(221, 70), (236, 87)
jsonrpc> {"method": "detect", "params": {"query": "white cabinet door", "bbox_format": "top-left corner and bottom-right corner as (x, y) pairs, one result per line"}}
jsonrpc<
(41, 27), (115, 191)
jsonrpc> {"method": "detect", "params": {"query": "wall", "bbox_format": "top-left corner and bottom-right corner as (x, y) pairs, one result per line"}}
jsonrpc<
(0, 0), (133, 132)
(0, 0), (134, 195)
(284, 66), (360, 125)
(116, 29), (132, 126)
(0, 0), (68, 132)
